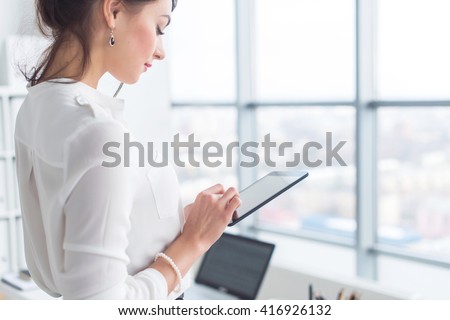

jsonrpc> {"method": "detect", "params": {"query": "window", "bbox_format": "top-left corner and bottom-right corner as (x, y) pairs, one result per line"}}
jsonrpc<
(376, 0), (450, 261)
(377, 0), (450, 100)
(168, 0), (238, 206)
(252, 0), (356, 241)
(255, 107), (356, 236)
(255, 0), (355, 101)
(170, 107), (238, 205)
(378, 108), (450, 255)
(167, 0), (236, 103)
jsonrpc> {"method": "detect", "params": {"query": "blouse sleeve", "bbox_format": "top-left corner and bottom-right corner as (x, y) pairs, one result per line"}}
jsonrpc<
(58, 120), (169, 299)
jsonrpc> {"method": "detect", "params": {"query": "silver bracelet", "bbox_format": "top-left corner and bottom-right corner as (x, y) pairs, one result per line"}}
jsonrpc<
(154, 252), (182, 293)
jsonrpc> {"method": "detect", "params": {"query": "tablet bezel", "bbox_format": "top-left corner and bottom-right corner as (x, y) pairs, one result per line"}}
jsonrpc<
(228, 170), (309, 226)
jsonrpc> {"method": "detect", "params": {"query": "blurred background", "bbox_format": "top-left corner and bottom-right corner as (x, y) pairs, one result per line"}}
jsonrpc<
(0, 0), (449, 299)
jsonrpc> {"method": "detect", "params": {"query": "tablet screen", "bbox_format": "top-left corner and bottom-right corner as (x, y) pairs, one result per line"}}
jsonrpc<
(229, 171), (308, 226)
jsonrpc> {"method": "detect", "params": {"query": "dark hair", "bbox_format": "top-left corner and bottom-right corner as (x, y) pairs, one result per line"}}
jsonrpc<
(25, 0), (177, 86)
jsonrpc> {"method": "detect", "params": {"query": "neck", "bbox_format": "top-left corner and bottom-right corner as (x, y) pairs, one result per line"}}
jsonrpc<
(42, 36), (105, 89)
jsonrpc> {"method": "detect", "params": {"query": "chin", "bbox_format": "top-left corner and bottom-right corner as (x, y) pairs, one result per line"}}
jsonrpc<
(124, 77), (140, 85)
(122, 75), (141, 85)
(111, 72), (141, 85)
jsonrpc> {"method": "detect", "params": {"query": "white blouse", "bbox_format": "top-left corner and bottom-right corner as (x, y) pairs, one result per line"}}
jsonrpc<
(14, 79), (190, 299)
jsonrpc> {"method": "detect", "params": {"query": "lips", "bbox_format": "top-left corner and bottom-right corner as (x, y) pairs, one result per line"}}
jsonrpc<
(143, 62), (152, 72)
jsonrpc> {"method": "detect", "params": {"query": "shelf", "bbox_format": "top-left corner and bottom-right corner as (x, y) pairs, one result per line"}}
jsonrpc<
(0, 210), (21, 220)
(0, 87), (27, 97)
(0, 74), (28, 276)
(0, 280), (55, 300)
(0, 151), (15, 159)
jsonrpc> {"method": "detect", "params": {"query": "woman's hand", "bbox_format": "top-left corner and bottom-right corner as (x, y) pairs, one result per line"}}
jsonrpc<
(181, 184), (241, 253)
(183, 203), (193, 221)
(151, 184), (240, 294)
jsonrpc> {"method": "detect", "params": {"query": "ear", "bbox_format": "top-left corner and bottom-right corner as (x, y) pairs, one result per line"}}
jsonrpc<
(103, 0), (123, 29)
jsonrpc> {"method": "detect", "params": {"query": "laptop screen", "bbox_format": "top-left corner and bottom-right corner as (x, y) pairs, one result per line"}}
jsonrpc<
(195, 233), (275, 300)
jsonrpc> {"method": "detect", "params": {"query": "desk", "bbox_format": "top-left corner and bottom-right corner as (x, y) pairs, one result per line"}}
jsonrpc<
(0, 281), (55, 300)
(257, 265), (418, 300)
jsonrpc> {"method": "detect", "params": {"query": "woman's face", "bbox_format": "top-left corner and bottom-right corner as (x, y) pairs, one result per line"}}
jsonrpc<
(105, 0), (172, 84)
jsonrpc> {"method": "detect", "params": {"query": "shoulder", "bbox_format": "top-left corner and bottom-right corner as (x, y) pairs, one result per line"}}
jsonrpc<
(17, 81), (126, 165)
(27, 80), (114, 121)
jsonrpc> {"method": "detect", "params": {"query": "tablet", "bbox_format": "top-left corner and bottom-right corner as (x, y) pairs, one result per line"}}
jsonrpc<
(228, 170), (309, 226)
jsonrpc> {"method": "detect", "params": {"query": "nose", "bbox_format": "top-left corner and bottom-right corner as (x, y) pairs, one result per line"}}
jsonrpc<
(154, 39), (165, 60)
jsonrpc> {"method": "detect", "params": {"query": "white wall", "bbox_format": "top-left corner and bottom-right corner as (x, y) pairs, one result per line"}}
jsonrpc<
(98, 65), (171, 144)
(0, 0), (35, 38)
(0, 0), (34, 84)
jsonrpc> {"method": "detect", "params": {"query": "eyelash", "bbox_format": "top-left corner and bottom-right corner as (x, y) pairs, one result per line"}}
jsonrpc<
(157, 26), (165, 36)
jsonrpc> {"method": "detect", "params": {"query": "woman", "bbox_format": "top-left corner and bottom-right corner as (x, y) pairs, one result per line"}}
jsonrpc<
(14, 0), (241, 299)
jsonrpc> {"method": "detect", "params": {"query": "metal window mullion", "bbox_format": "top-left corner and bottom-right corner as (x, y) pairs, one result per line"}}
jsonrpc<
(173, 101), (357, 108)
(253, 224), (355, 249)
(371, 245), (450, 269)
(355, 0), (378, 280)
(370, 100), (450, 108)
(235, 0), (258, 234)
(250, 101), (356, 108)
(171, 102), (236, 108)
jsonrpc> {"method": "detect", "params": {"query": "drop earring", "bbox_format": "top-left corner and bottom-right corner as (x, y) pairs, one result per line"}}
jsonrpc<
(109, 29), (115, 47)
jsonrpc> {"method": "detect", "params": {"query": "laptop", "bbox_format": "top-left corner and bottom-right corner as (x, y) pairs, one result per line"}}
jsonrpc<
(186, 233), (275, 300)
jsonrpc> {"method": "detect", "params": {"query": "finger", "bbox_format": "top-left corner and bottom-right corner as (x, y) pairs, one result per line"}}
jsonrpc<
(183, 203), (193, 219)
(225, 196), (241, 216)
(202, 183), (225, 195)
(218, 187), (239, 206)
